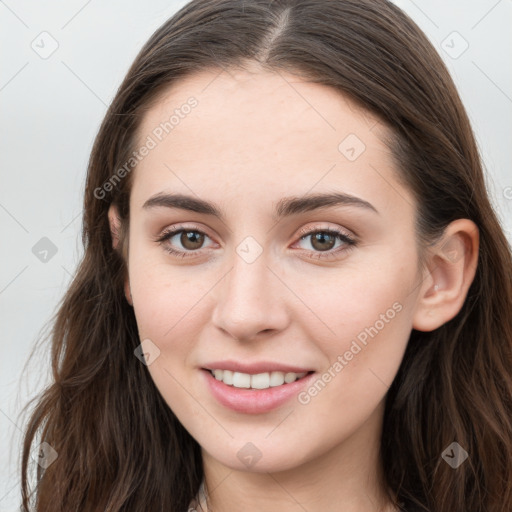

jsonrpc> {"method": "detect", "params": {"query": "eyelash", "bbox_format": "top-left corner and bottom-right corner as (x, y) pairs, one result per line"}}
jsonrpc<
(154, 224), (357, 261)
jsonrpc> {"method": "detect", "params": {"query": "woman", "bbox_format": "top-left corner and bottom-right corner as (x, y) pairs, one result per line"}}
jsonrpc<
(19, 0), (512, 511)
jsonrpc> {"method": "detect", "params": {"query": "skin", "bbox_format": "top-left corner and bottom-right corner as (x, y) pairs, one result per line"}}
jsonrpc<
(109, 65), (479, 512)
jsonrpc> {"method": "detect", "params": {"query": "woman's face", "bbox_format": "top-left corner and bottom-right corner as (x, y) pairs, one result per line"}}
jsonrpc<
(123, 67), (424, 474)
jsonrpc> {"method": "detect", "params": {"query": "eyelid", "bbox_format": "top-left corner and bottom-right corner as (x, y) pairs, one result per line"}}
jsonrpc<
(155, 222), (212, 240)
(296, 223), (357, 241)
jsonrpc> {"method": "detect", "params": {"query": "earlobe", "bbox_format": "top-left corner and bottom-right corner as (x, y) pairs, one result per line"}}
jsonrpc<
(412, 219), (479, 332)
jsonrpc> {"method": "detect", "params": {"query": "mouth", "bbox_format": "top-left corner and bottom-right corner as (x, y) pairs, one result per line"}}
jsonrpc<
(201, 367), (317, 414)
(203, 368), (315, 390)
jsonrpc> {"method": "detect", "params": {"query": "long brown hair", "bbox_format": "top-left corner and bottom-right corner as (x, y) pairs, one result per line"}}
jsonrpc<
(19, 1), (512, 510)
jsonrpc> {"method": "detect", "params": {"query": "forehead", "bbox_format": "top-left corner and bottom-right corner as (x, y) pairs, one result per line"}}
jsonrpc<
(137, 67), (381, 148)
(131, 68), (413, 218)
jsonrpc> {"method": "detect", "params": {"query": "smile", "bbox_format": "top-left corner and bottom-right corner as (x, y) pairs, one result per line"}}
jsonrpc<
(201, 368), (317, 414)
(208, 369), (310, 389)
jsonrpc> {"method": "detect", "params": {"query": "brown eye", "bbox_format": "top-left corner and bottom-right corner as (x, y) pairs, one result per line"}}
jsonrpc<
(155, 226), (214, 258)
(308, 232), (337, 252)
(294, 227), (357, 261)
(179, 230), (205, 250)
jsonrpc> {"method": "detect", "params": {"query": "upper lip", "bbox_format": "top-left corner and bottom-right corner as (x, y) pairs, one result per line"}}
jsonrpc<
(202, 360), (314, 374)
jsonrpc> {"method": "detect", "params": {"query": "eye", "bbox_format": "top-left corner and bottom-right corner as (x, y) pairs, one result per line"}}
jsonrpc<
(154, 224), (215, 258)
(292, 226), (357, 260)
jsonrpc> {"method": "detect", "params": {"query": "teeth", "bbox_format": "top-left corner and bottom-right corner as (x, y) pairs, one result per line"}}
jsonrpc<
(269, 371), (285, 387)
(232, 372), (251, 388)
(210, 369), (308, 389)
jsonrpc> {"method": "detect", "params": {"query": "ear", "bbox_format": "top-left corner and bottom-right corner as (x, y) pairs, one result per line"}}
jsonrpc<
(108, 204), (122, 250)
(412, 219), (479, 332)
(108, 204), (132, 306)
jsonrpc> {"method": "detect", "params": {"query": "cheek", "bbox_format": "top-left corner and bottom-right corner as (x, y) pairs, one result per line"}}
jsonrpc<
(128, 258), (210, 416)
(293, 294), (414, 451)
(293, 250), (415, 340)
(131, 276), (210, 359)
(298, 253), (417, 395)
(127, 238), (208, 338)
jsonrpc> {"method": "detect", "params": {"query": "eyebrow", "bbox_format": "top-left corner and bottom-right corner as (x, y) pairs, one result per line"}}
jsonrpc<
(142, 191), (378, 221)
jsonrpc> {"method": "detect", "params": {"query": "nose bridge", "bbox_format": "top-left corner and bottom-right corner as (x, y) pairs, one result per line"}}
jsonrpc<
(211, 237), (288, 340)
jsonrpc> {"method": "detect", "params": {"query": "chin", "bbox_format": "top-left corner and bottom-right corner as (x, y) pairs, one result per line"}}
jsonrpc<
(203, 438), (311, 474)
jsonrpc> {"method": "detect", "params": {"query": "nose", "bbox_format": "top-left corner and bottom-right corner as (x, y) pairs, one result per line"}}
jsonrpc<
(210, 246), (290, 342)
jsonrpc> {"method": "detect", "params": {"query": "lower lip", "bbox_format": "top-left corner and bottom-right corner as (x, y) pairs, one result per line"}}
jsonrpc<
(201, 369), (316, 414)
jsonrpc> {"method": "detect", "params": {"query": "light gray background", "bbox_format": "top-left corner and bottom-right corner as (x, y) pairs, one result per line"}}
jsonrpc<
(1, 0), (511, 509)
